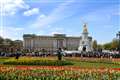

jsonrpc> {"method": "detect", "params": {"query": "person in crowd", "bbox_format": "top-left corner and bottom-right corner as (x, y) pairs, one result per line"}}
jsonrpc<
(57, 48), (62, 60)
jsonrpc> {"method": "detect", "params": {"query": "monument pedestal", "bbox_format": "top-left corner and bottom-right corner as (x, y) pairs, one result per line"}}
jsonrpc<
(78, 24), (93, 52)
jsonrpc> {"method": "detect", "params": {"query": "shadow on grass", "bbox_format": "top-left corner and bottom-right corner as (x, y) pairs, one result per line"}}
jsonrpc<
(3, 60), (74, 66)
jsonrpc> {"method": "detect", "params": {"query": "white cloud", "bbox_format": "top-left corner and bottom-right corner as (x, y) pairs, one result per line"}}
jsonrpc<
(51, 31), (63, 35)
(0, 26), (24, 40)
(30, 0), (75, 28)
(39, 14), (46, 18)
(0, 27), (3, 37)
(23, 8), (40, 16)
(50, 27), (64, 35)
(82, 11), (111, 23)
(81, 6), (119, 25)
(0, 0), (29, 16)
(53, 27), (64, 31)
(113, 12), (120, 16)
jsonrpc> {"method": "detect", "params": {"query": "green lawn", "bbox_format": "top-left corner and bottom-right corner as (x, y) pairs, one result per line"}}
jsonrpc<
(0, 57), (120, 68)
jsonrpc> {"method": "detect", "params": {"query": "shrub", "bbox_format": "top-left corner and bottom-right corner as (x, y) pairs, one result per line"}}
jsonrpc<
(3, 60), (73, 66)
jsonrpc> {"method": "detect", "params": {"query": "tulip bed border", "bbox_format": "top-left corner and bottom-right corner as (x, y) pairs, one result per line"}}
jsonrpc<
(0, 66), (120, 80)
(0, 56), (120, 80)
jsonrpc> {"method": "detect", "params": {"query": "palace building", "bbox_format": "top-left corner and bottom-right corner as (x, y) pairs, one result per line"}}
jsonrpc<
(23, 24), (93, 52)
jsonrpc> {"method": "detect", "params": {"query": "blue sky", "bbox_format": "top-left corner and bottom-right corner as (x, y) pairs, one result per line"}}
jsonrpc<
(0, 0), (120, 44)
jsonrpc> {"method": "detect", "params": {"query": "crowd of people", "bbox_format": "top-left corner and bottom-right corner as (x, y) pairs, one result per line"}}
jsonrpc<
(0, 49), (119, 58)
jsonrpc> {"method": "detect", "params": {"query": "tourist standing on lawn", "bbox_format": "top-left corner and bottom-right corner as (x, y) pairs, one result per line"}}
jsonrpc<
(57, 48), (62, 61)
(15, 52), (21, 60)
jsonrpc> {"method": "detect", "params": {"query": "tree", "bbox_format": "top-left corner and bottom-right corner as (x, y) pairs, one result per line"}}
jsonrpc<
(92, 40), (97, 51)
(103, 42), (111, 50)
(0, 37), (4, 44)
(97, 44), (103, 52)
(13, 40), (23, 51)
(111, 39), (119, 50)
(0, 37), (4, 51)
(0, 37), (23, 53)
(97, 44), (103, 49)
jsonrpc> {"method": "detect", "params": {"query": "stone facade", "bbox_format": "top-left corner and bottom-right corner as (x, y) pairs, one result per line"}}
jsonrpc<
(23, 34), (80, 51)
(23, 24), (93, 52)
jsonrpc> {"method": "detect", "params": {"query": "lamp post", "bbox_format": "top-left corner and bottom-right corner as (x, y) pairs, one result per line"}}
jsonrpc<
(116, 31), (120, 54)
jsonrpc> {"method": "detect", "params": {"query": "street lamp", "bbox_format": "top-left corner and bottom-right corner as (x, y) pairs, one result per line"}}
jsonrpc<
(116, 31), (120, 54)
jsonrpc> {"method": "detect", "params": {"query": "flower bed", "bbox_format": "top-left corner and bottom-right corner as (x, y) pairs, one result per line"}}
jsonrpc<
(0, 66), (120, 80)
(0, 57), (120, 68)
(0, 57), (120, 79)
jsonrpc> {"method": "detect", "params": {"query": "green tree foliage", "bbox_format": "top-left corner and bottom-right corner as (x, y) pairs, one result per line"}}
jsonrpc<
(0, 36), (22, 52)
(102, 39), (119, 50)
(103, 42), (112, 50)
(97, 44), (103, 49)
(111, 39), (119, 50)
(0, 37), (4, 44)
(92, 40), (97, 51)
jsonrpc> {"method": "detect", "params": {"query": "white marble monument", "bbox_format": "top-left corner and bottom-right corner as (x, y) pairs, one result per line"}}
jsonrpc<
(78, 24), (93, 52)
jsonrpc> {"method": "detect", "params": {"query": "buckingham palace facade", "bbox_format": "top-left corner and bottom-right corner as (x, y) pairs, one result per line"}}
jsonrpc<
(23, 34), (81, 51)
(23, 24), (93, 52)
